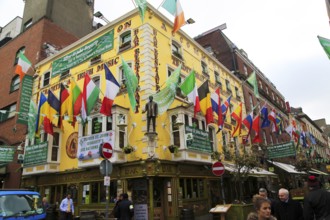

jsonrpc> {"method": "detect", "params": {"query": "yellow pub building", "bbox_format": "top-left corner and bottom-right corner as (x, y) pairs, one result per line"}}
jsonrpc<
(20, 4), (269, 220)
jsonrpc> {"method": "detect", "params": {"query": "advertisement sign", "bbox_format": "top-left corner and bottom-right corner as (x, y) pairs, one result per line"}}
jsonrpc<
(0, 146), (15, 162)
(23, 142), (48, 167)
(267, 142), (296, 159)
(52, 30), (114, 76)
(185, 126), (212, 153)
(17, 75), (33, 125)
(78, 131), (115, 160)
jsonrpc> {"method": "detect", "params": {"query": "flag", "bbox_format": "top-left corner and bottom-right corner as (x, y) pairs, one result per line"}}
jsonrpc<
(59, 83), (73, 128)
(162, 0), (176, 15)
(242, 111), (253, 135)
(221, 95), (232, 122)
(15, 52), (32, 80)
(154, 65), (181, 115)
(172, 0), (185, 33)
(268, 109), (277, 132)
(300, 131), (308, 147)
(276, 114), (282, 134)
(211, 87), (223, 130)
(318, 36), (330, 59)
(71, 79), (82, 126)
(260, 105), (270, 128)
(100, 64), (120, 116)
(36, 92), (47, 135)
(134, 0), (147, 22)
(47, 90), (60, 127)
(231, 102), (242, 137)
(246, 71), (259, 98)
(285, 125), (294, 140)
(28, 100), (37, 142)
(309, 133), (317, 145)
(252, 115), (262, 143)
(121, 57), (138, 111)
(198, 81), (214, 125)
(81, 74), (100, 123)
(180, 70), (200, 117)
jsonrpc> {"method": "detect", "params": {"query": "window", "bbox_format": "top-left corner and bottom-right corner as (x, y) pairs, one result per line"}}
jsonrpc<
(14, 47), (25, 65)
(92, 76), (100, 88)
(119, 31), (131, 52)
(258, 80), (263, 90)
(119, 63), (132, 88)
(82, 180), (118, 204)
(43, 72), (50, 87)
(201, 61), (208, 75)
(172, 41), (182, 59)
(249, 94), (254, 110)
(171, 115), (181, 147)
(51, 132), (60, 162)
(24, 19), (33, 30)
(208, 127), (215, 150)
(222, 132), (227, 147)
(225, 79), (231, 92)
(0, 103), (16, 122)
(10, 76), (20, 92)
(92, 117), (102, 134)
(272, 92), (275, 100)
(168, 67), (183, 97)
(90, 55), (101, 65)
(214, 71), (221, 85)
(243, 65), (248, 75)
(60, 70), (70, 80)
(179, 178), (204, 199)
(235, 86), (240, 100)
(118, 114), (126, 148)
(265, 86), (269, 95)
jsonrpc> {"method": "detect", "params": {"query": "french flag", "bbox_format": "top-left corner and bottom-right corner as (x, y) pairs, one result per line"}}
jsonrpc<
(100, 64), (120, 116)
(243, 111), (254, 135)
(211, 88), (223, 129)
(221, 95), (232, 120)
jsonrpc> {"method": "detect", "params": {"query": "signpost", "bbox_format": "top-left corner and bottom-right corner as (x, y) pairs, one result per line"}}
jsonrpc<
(100, 159), (113, 219)
(212, 162), (226, 207)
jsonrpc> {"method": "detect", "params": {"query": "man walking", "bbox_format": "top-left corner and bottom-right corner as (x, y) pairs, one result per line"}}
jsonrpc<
(59, 193), (74, 220)
(114, 193), (134, 220)
(273, 188), (303, 220)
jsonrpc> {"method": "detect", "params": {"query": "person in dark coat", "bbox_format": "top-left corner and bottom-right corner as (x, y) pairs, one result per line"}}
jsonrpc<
(114, 193), (134, 220)
(258, 188), (277, 215)
(304, 175), (330, 220)
(273, 188), (303, 220)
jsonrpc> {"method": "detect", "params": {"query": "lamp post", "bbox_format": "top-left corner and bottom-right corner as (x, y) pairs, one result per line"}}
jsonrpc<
(94, 11), (110, 24)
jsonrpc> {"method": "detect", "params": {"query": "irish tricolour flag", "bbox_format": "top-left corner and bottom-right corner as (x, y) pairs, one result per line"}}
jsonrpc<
(180, 70), (200, 117)
(81, 73), (100, 123)
(15, 52), (32, 80)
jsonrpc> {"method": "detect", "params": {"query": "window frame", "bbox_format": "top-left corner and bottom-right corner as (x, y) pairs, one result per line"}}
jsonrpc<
(171, 41), (183, 60)
(14, 47), (25, 65)
(119, 31), (132, 52)
(42, 72), (51, 87)
(10, 75), (20, 92)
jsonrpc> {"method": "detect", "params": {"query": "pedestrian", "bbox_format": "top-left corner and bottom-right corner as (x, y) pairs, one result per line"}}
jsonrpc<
(247, 195), (277, 220)
(59, 193), (74, 220)
(273, 188), (303, 220)
(303, 175), (330, 220)
(258, 188), (277, 215)
(42, 196), (50, 211)
(114, 193), (134, 220)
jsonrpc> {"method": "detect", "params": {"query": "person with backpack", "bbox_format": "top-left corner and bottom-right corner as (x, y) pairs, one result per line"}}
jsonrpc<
(114, 193), (134, 220)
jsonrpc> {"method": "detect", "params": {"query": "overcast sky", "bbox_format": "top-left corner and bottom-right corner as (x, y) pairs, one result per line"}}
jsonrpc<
(1, 0), (330, 124)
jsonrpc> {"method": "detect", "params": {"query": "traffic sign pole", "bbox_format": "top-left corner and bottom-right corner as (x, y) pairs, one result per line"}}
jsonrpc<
(105, 161), (109, 219)
(212, 161), (226, 204)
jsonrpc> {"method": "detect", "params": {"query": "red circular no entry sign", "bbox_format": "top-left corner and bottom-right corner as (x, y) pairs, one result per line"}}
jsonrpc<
(101, 142), (113, 159)
(212, 161), (225, 176)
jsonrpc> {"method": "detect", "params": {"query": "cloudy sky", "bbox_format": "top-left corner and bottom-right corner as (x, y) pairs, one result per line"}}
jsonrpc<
(1, 0), (330, 123)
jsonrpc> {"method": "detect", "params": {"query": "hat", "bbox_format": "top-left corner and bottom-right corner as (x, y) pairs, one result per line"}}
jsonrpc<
(307, 175), (320, 187)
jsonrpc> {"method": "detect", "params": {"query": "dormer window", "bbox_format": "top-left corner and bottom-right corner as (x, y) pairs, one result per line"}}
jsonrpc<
(172, 41), (182, 59)
(201, 61), (208, 75)
(119, 31), (131, 52)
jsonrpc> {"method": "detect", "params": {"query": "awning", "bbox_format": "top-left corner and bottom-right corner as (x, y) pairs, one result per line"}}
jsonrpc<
(268, 160), (306, 174)
(223, 162), (277, 177)
(310, 168), (329, 176)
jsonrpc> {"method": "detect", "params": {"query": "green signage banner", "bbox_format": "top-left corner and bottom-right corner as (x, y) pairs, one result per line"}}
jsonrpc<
(17, 75), (33, 125)
(0, 146), (15, 162)
(267, 142), (296, 159)
(23, 142), (48, 167)
(52, 30), (114, 76)
(185, 126), (212, 153)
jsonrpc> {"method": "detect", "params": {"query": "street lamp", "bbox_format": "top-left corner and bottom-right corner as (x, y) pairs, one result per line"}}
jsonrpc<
(94, 11), (110, 24)
(186, 18), (195, 24)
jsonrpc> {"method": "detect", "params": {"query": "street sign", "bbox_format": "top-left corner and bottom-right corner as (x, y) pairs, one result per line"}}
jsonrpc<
(212, 161), (225, 176)
(104, 176), (111, 186)
(100, 142), (113, 159)
(100, 159), (113, 176)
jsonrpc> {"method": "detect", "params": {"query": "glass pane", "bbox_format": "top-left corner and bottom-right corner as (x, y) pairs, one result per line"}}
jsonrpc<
(91, 182), (99, 203)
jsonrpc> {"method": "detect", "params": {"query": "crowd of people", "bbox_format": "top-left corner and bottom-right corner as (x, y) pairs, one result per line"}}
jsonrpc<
(248, 175), (330, 220)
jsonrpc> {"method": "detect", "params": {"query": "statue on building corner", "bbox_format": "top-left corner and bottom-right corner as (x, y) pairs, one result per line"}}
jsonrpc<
(142, 95), (158, 133)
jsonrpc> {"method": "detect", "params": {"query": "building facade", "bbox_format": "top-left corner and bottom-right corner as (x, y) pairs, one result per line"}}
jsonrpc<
(0, 0), (94, 188)
(19, 4), (273, 220)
